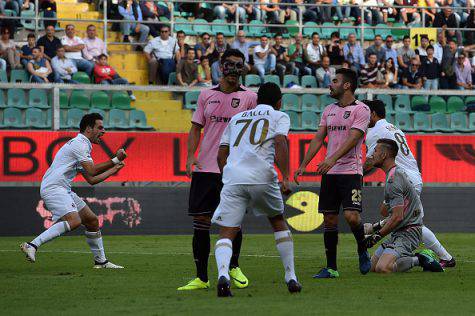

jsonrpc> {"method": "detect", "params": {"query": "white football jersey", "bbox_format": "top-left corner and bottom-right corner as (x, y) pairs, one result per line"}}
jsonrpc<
(366, 119), (422, 186)
(40, 133), (93, 193)
(220, 104), (290, 185)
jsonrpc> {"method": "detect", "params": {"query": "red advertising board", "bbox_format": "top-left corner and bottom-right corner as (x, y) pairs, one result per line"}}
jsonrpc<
(0, 131), (474, 183)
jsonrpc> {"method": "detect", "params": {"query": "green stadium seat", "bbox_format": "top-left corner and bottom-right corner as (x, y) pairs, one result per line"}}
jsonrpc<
(20, 10), (36, 30)
(88, 108), (107, 120)
(90, 91), (110, 109)
(246, 20), (266, 37)
(7, 88), (27, 108)
(285, 20), (299, 37)
(282, 94), (300, 111)
(395, 112), (414, 132)
(168, 72), (177, 85)
(174, 18), (195, 35)
(357, 93), (366, 101)
(394, 95), (412, 112)
(130, 109), (153, 130)
(302, 22), (319, 38)
(193, 19), (212, 35)
(301, 75), (317, 88)
(413, 112), (430, 132)
(3, 107), (26, 128)
(65, 108), (84, 129)
(184, 90), (200, 110)
(339, 22), (355, 39)
(60, 91), (69, 108)
(301, 94), (320, 112)
(469, 113), (475, 131)
(374, 24), (391, 38)
(430, 113), (450, 132)
(391, 22), (409, 40)
(283, 75), (299, 87)
(72, 72), (91, 84)
(386, 113), (395, 124)
(111, 92), (132, 110)
(450, 112), (469, 132)
(245, 74), (261, 87)
(0, 70), (7, 82)
(465, 96), (475, 105)
(263, 74), (280, 86)
(69, 90), (90, 109)
(26, 108), (48, 129)
(411, 95), (429, 111)
(321, 22), (337, 39)
(10, 69), (29, 83)
(301, 111), (319, 130)
(285, 110), (302, 130)
(357, 24), (375, 41)
(0, 90), (6, 108)
(375, 94), (393, 111)
(211, 19), (233, 37)
(109, 109), (130, 130)
(320, 94), (334, 108)
(428, 96), (446, 113)
(29, 89), (49, 109)
(447, 96), (465, 113)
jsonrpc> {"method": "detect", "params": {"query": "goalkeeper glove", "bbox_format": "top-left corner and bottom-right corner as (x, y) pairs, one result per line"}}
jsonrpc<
(364, 233), (382, 248)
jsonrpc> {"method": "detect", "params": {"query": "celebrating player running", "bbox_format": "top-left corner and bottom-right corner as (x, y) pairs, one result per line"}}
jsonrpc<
(21, 113), (126, 268)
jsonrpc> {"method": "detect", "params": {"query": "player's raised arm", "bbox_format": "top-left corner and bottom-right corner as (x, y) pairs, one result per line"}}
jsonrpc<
(294, 125), (327, 184)
(81, 148), (127, 176)
(81, 161), (125, 185)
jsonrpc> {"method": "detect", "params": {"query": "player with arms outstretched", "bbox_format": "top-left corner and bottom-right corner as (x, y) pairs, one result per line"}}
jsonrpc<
(212, 82), (301, 297)
(364, 138), (444, 273)
(294, 68), (371, 278)
(363, 100), (455, 268)
(20, 113), (126, 268)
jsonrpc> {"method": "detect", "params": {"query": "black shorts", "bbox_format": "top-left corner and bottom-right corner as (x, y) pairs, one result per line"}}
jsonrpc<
(188, 172), (223, 216)
(318, 174), (363, 213)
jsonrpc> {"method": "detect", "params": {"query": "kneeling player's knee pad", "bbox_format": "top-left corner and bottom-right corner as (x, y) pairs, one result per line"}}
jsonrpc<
(193, 219), (211, 231)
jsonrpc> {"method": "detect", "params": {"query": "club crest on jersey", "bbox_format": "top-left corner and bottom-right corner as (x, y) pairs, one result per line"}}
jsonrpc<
(231, 98), (240, 108)
(343, 111), (351, 119)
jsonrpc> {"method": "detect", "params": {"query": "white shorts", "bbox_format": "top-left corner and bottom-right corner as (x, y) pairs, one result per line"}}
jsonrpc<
(211, 182), (284, 228)
(41, 189), (87, 222)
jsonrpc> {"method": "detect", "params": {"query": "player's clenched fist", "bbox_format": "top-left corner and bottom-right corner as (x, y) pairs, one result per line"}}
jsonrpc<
(116, 148), (127, 161)
(114, 162), (125, 172)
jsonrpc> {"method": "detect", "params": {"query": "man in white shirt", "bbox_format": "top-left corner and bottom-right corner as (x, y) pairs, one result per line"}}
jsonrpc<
(305, 32), (326, 76)
(433, 29), (446, 64)
(316, 56), (336, 88)
(212, 82), (301, 297)
(253, 35), (276, 82)
(83, 24), (107, 63)
(20, 113), (127, 269)
(51, 45), (79, 83)
(363, 100), (456, 269)
(61, 24), (94, 76)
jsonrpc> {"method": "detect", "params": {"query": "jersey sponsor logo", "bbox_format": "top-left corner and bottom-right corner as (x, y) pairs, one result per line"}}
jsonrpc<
(328, 125), (347, 131)
(435, 144), (475, 165)
(210, 116), (231, 123)
(327, 113), (336, 117)
(207, 100), (220, 105)
(231, 98), (241, 108)
(343, 111), (351, 119)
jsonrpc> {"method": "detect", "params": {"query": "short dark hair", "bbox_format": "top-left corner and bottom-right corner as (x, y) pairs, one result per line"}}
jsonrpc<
(403, 35), (410, 40)
(200, 55), (209, 62)
(56, 45), (64, 51)
(176, 30), (185, 36)
(385, 35), (393, 40)
(216, 32), (224, 37)
(331, 31), (340, 39)
(257, 82), (282, 108)
(336, 68), (358, 93)
(160, 24), (170, 31)
(365, 99), (386, 118)
(368, 52), (377, 58)
(220, 48), (245, 64)
(260, 34), (268, 39)
(32, 46), (41, 52)
(426, 45), (434, 51)
(374, 34), (382, 39)
(87, 24), (96, 30)
(377, 138), (399, 158)
(311, 32), (320, 38)
(201, 32), (210, 38)
(80, 113), (103, 132)
(97, 53), (108, 60)
(27, 33), (36, 39)
(274, 33), (283, 39)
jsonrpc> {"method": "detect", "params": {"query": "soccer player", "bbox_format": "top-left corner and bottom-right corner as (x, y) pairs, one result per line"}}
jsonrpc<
(294, 68), (371, 278)
(364, 138), (444, 273)
(178, 49), (257, 291)
(20, 113), (126, 268)
(363, 100), (455, 268)
(212, 82), (301, 297)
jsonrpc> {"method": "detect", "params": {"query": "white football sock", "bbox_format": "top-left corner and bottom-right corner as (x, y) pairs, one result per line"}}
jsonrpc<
(274, 230), (297, 283)
(85, 231), (107, 264)
(393, 256), (419, 272)
(31, 221), (70, 248)
(215, 238), (233, 280)
(422, 226), (452, 261)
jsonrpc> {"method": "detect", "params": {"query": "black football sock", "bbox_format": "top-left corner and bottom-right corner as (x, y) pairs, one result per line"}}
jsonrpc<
(324, 226), (338, 271)
(351, 221), (367, 254)
(230, 229), (242, 269)
(192, 219), (211, 282)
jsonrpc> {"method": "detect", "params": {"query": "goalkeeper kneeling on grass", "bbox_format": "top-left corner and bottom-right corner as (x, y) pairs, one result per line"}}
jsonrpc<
(362, 138), (444, 274)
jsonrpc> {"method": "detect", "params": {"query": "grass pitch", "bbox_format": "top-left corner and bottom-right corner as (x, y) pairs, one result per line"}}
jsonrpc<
(0, 234), (474, 315)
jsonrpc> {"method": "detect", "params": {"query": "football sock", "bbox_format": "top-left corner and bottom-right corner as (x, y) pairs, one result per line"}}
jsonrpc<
(193, 219), (211, 282)
(351, 221), (367, 254)
(274, 230), (297, 283)
(393, 256), (419, 272)
(85, 230), (107, 264)
(230, 230), (242, 269)
(215, 238), (233, 280)
(422, 226), (452, 261)
(31, 221), (71, 248)
(324, 225), (338, 270)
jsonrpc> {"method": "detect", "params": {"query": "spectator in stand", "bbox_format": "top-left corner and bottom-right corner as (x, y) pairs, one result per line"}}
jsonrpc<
(243, 0), (262, 21)
(381, 0), (398, 23)
(22, 0), (33, 11)
(195, 33), (216, 61)
(118, 0), (150, 51)
(214, 2), (246, 23)
(455, 52), (472, 89)
(433, 7), (462, 44)
(0, 27), (20, 69)
(40, 0), (57, 28)
(51, 45), (78, 84)
(20, 33), (36, 68)
(83, 24), (107, 63)
(176, 49), (198, 87)
(61, 24), (94, 76)
(231, 30), (259, 71)
(279, 0), (298, 24)
(37, 25), (62, 62)
(401, 57), (423, 89)
(271, 33), (294, 79)
(415, 35), (430, 64)
(384, 57), (400, 88)
(288, 33), (309, 77)
(466, 9), (475, 45)
(27, 47), (54, 83)
(212, 32), (230, 65)
(360, 52), (386, 88)
(94, 54), (136, 100)
(253, 35), (276, 81)
(419, 0), (437, 26)
(421, 45), (440, 90)
(197, 55), (212, 86)
(336, 0), (352, 22)
(304, 32), (326, 76)
(440, 39), (459, 89)
(140, 0), (161, 38)
(318, 0), (334, 23)
(384, 35), (398, 69)
(397, 35), (416, 74)
(365, 35), (386, 64)
(176, 31), (191, 60)
(316, 56), (336, 88)
(341, 60), (351, 69)
(144, 25), (179, 85)
(343, 33), (365, 72)
(434, 28), (446, 64)
(211, 52), (223, 84)
(326, 32), (344, 66)
(396, 0), (421, 26)
(259, 0), (280, 25)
